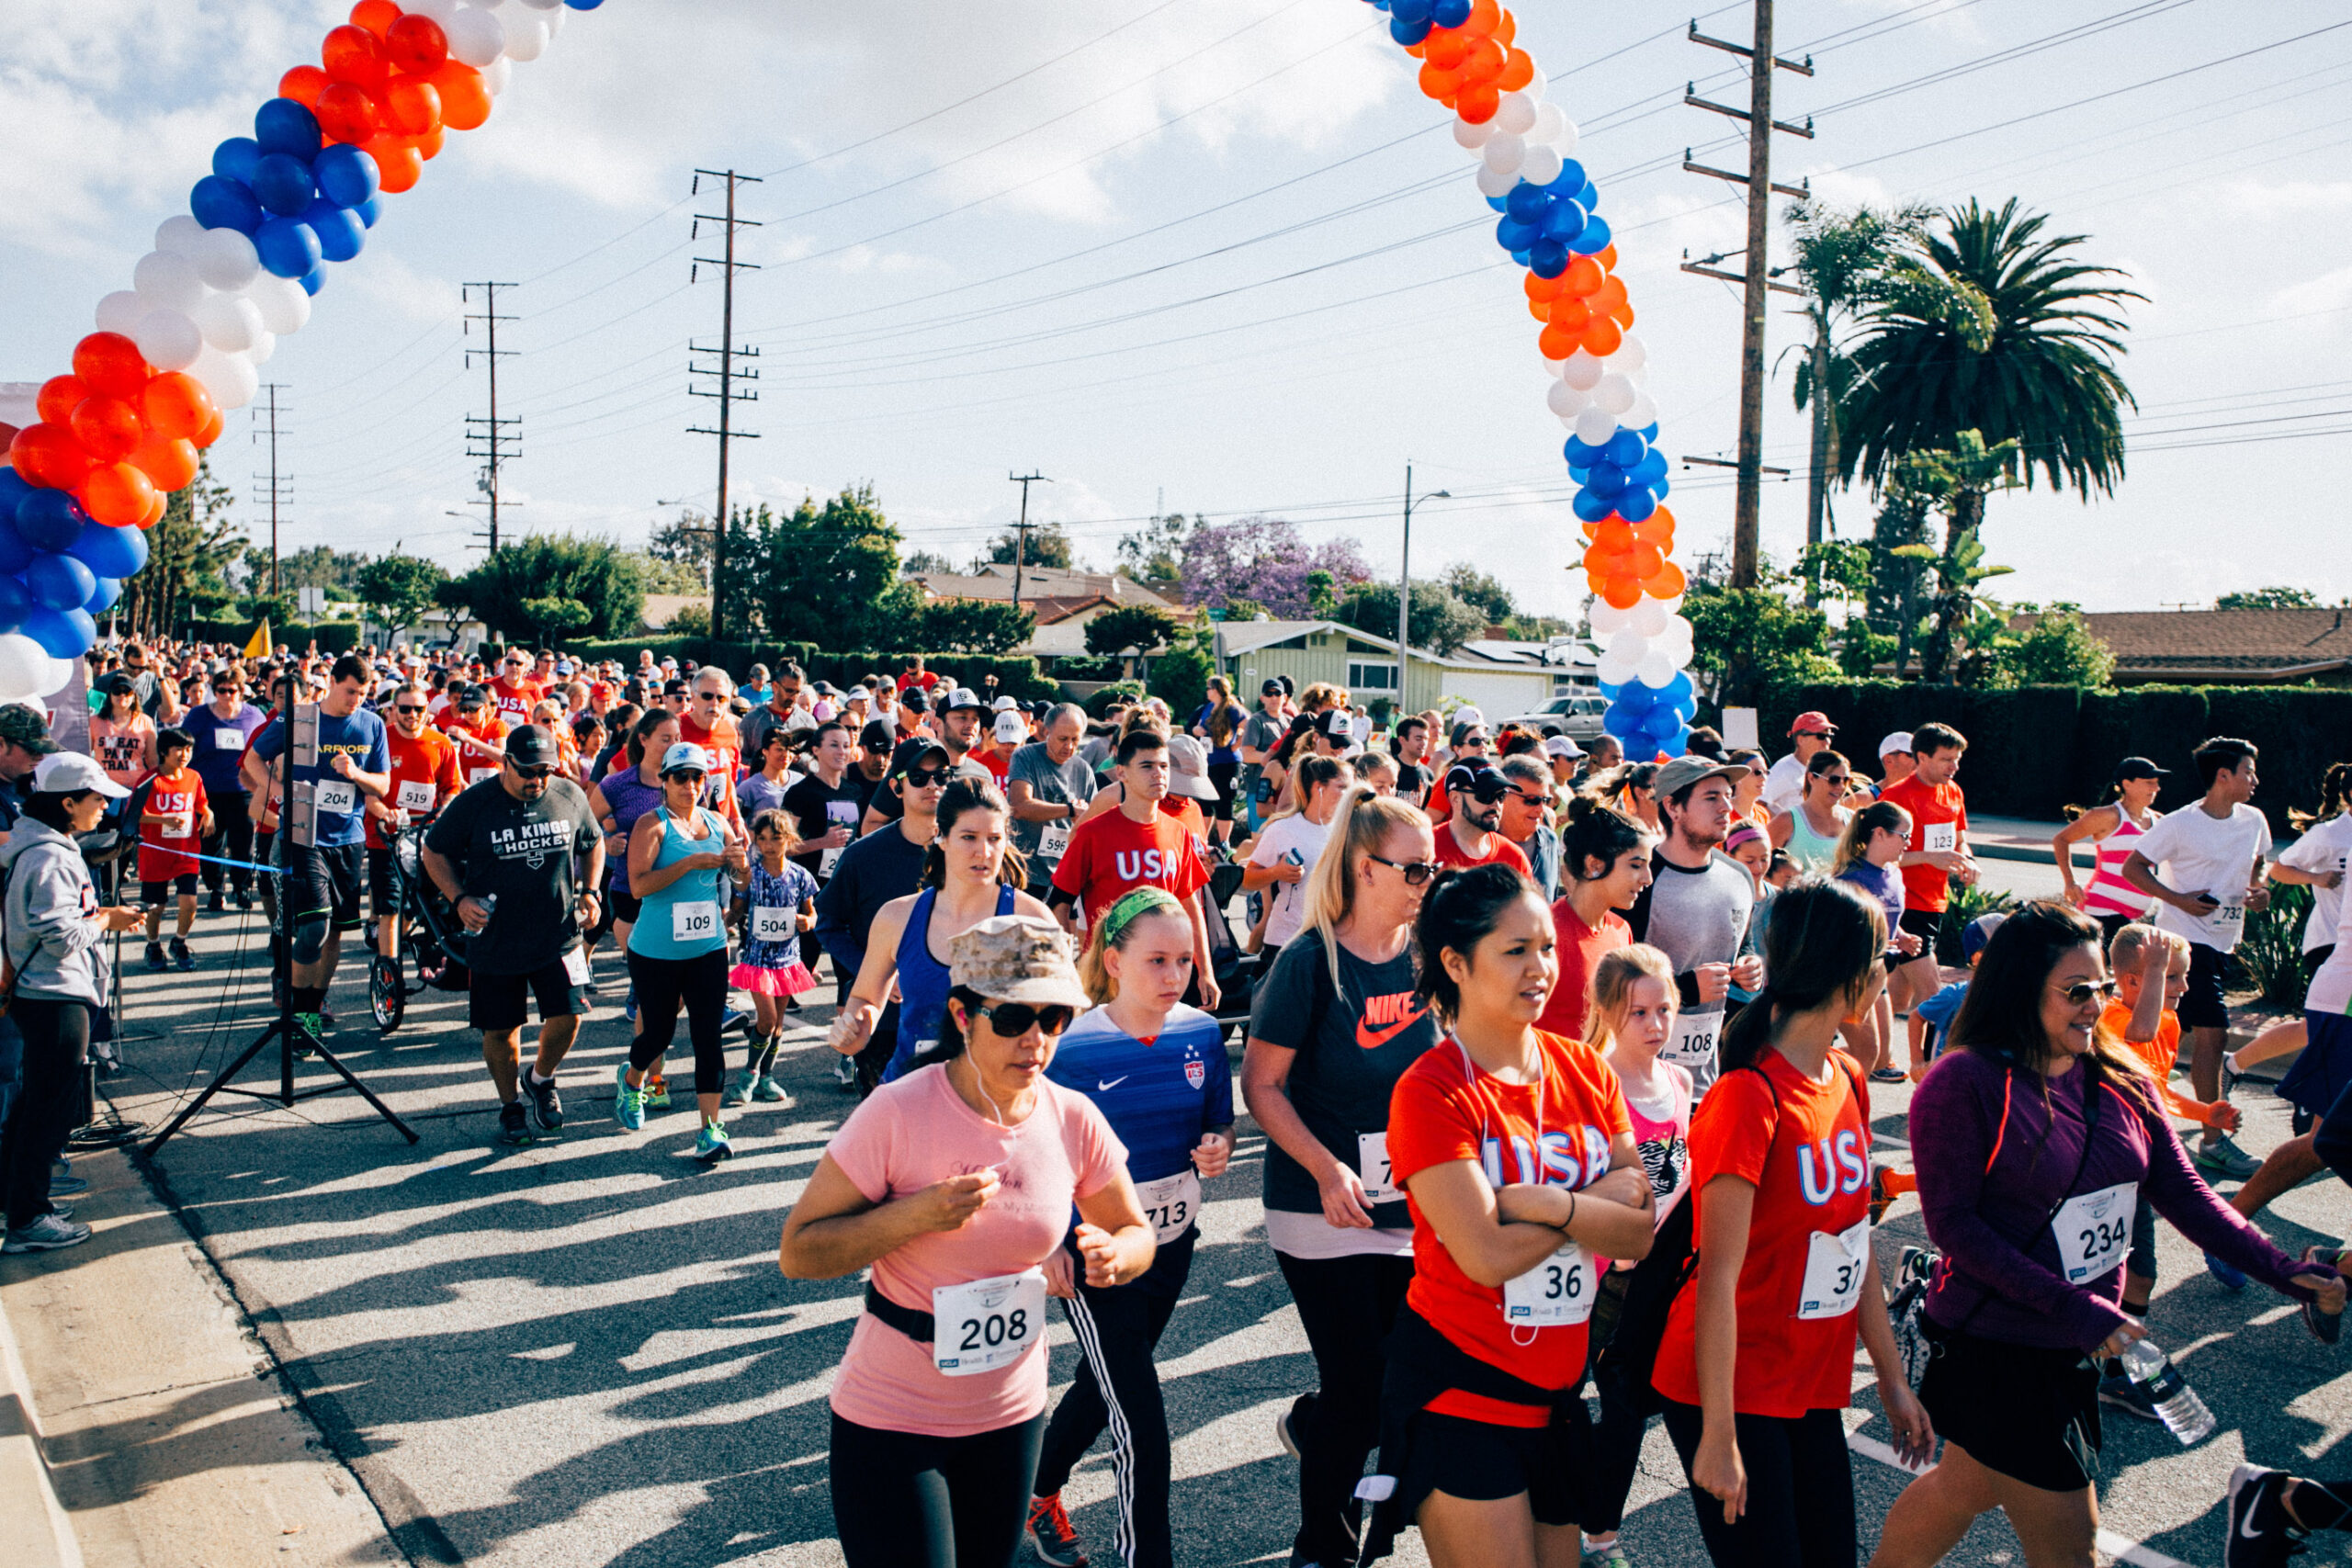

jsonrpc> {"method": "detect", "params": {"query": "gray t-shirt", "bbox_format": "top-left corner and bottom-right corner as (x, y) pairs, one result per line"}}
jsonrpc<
(1008, 741), (1097, 875)
(1626, 849), (1756, 1093)
(1238, 709), (1284, 802)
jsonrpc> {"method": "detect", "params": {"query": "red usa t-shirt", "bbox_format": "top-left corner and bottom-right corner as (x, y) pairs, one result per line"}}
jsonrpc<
(1432, 819), (1532, 877)
(1051, 807), (1207, 926)
(1652, 1048), (1873, 1419)
(140, 769), (208, 881)
(1881, 774), (1967, 914)
(488, 676), (543, 728)
(1387, 1032), (1632, 1427)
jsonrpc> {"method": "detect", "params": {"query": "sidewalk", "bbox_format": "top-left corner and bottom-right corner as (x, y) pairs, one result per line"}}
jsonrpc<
(1967, 814), (2083, 869)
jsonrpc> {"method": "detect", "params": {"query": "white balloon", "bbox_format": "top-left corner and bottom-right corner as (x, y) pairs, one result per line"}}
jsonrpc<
(542, 1), (565, 34)
(1494, 92), (1537, 135)
(38, 656), (77, 699)
(154, 215), (207, 256)
(1574, 407), (1619, 446)
(1519, 142), (1564, 187)
(1540, 346), (1568, 377)
(189, 345), (259, 410)
(1587, 599), (1629, 637)
(1546, 379), (1590, 419)
(518, 0), (562, 7)
(481, 55), (513, 96)
(95, 290), (145, 336)
(1474, 163), (1516, 199)
(501, 10), (548, 60)
(133, 249), (206, 315)
(410, 0), (461, 20)
(1594, 654), (1637, 689)
(446, 7), (506, 67)
(1453, 115), (1495, 150)
(194, 292), (265, 355)
(1481, 132), (1526, 176)
(473, 0), (506, 7)
(247, 328), (277, 366)
(1560, 351), (1605, 391)
(134, 308), (204, 372)
(193, 225), (262, 291)
(1624, 390), (1660, 429)
(246, 272), (311, 336)
(1629, 597), (1669, 637)
(1636, 651), (1678, 689)
(1610, 630), (1650, 663)
(1529, 104), (1569, 148)
(1523, 65), (1547, 103)
(1593, 373), (1636, 416)
(0, 636), (49, 704)
(1608, 335), (1647, 375)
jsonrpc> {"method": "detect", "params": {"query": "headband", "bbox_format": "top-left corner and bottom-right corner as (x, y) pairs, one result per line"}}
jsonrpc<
(1097, 886), (1184, 951)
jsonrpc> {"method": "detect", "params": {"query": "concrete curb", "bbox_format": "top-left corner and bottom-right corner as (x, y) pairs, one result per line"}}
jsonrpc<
(0, 1276), (83, 1568)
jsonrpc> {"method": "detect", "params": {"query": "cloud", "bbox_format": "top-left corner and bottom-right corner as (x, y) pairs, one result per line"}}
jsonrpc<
(347, 252), (464, 326)
(2272, 264), (2352, 320)
(2215, 180), (2352, 220)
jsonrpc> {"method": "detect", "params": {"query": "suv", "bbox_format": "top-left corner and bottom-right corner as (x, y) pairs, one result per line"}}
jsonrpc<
(1500, 693), (1609, 739)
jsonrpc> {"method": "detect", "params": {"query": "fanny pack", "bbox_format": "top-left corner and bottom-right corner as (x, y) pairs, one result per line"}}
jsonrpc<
(863, 1280), (936, 1342)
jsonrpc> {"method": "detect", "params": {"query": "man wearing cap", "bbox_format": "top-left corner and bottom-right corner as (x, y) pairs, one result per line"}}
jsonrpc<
(1424, 720), (1494, 835)
(815, 738), (951, 1092)
(1878, 731), (1916, 793)
(367, 683), (463, 988)
(1237, 679), (1288, 833)
(1762, 710), (1838, 816)
(1632, 754), (1764, 1093)
(862, 687), (995, 835)
(0, 705), (62, 838)
(422, 724), (605, 1145)
(1497, 754), (1563, 898)
(1309, 706), (1356, 759)
(1009, 704), (1096, 889)
(1389, 715), (1434, 809)
(1542, 733), (1585, 812)
(1047, 729), (1219, 1009)
(739, 661), (808, 764)
(1432, 760), (1533, 876)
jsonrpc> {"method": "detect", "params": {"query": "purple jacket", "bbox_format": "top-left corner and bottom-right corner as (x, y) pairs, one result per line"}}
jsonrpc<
(1912, 1046), (2321, 1352)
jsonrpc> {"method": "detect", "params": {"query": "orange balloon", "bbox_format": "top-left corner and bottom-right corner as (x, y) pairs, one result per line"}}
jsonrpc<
(73, 333), (150, 400)
(322, 24), (388, 90)
(1611, 302), (1635, 330)
(142, 372), (216, 442)
(194, 407), (225, 448)
(409, 123), (445, 161)
(1597, 244), (1618, 271)
(69, 396), (142, 464)
(1402, 39), (1425, 59)
(315, 81), (379, 145)
(367, 136), (424, 193)
(1495, 9), (1516, 46)
(139, 491), (169, 530)
(1419, 61), (1464, 100)
(1632, 544), (1665, 580)
(428, 62), (491, 131)
(1563, 256), (1606, 297)
(1456, 84), (1501, 123)
(1603, 575), (1643, 611)
(79, 462), (156, 527)
(1528, 295), (1553, 323)
(1460, 39), (1505, 85)
(1464, 0), (1502, 36)
(130, 434), (198, 492)
(1652, 507), (1677, 533)
(1581, 317), (1624, 356)
(383, 74), (441, 136)
(1643, 561), (1688, 600)
(9, 423), (93, 491)
(1425, 28), (1474, 70)
(279, 64), (329, 107)
(1498, 48), (1534, 91)
(1595, 276), (1628, 312)
(1594, 520), (1634, 553)
(350, 0), (401, 38)
(1548, 294), (1591, 332)
(35, 375), (86, 427)
(1537, 323), (1579, 360)
(1633, 516), (1674, 549)
(1524, 270), (1565, 303)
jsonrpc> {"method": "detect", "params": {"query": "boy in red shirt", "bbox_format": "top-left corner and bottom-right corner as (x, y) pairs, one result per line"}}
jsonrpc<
(1048, 729), (1218, 1010)
(141, 727), (212, 972)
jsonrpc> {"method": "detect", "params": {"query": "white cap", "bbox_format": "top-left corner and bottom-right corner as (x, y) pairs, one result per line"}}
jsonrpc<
(992, 710), (1027, 744)
(1542, 735), (1585, 760)
(1879, 730), (1914, 759)
(992, 694), (1020, 712)
(1163, 734), (1220, 800)
(1453, 705), (1485, 728)
(660, 741), (713, 775)
(34, 752), (129, 798)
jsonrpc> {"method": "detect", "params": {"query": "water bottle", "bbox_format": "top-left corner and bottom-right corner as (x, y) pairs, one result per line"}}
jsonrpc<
(2121, 1338), (2216, 1445)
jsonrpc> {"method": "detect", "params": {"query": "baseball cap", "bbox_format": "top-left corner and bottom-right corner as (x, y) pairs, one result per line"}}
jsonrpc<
(889, 737), (952, 780)
(947, 915), (1091, 1010)
(659, 741), (711, 775)
(1164, 734), (1219, 800)
(1313, 707), (1354, 742)
(555, 660), (574, 676)
(1962, 911), (2008, 959)
(2115, 756), (2169, 781)
(0, 705), (58, 757)
(1789, 710), (1838, 738)
(1453, 705), (1486, 729)
(1653, 754), (1748, 801)
(945, 686), (988, 712)
(505, 724), (560, 768)
(900, 686), (930, 713)
(1260, 678), (1284, 696)
(1445, 761), (1510, 802)
(1879, 731), (1914, 760)
(33, 751), (128, 798)
(992, 710), (1027, 745)
(101, 671), (137, 697)
(1542, 734), (1586, 761)
(992, 694), (1019, 713)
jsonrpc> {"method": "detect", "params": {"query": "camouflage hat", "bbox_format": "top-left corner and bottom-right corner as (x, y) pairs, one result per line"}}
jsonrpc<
(947, 915), (1091, 1010)
(0, 705), (59, 757)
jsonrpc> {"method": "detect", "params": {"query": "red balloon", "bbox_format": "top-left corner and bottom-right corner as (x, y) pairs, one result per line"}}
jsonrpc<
(382, 75), (441, 137)
(429, 62), (491, 131)
(279, 64), (329, 107)
(0, 423), (14, 457)
(79, 462), (156, 528)
(72, 333), (151, 400)
(316, 81), (379, 145)
(350, 0), (401, 38)
(365, 135), (423, 193)
(1425, 29), (1475, 70)
(409, 123), (446, 162)
(322, 24), (388, 91)
(68, 396), (143, 464)
(35, 375), (86, 426)
(1456, 84), (1501, 123)
(141, 373), (218, 443)
(8, 423), (94, 491)
(385, 13), (449, 74)
(130, 434), (199, 493)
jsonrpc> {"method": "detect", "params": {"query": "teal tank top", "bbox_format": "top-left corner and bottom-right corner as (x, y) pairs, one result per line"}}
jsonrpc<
(628, 807), (730, 960)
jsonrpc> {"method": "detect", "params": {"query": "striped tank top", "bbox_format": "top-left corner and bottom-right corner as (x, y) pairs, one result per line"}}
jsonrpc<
(2082, 806), (2154, 919)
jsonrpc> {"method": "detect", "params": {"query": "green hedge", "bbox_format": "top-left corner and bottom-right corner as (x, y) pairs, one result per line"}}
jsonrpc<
(1736, 682), (2352, 831)
(552, 637), (1058, 700)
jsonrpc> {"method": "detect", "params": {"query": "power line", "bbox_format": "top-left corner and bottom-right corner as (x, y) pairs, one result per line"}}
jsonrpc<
(687, 169), (763, 642)
(462, 282), (521, 553)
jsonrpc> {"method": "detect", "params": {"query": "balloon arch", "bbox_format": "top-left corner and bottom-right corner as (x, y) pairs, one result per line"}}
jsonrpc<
(1, 0), (1693, 751)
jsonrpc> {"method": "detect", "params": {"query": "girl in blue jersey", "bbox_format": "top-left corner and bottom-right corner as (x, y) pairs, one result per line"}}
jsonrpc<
(1026, 887), (1235, 1568)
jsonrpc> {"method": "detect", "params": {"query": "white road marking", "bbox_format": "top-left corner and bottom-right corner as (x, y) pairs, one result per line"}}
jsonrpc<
(1846, 1432), (2194, 1568)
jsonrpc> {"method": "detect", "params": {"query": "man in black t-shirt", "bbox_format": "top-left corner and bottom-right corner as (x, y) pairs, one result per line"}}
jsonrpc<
(421, 725), (605, 1145)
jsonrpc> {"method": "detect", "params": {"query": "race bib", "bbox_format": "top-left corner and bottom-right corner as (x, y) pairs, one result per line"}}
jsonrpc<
(1136, 1169), (1202, 1244)
(1662, 1012), (1719, 1071)
(819, 846), (844, 879)
(1358, 1132), (1399, 1206)
(314, 778), (356, 816)
(561, 946), (591, 987)
(2052, 1180), (2137, 1283)
(1798, 1216), (1872, 1320)
(469, 766), (500, 784)
(752, 904), (794, 942)
(2208, 895), (2245, 947)
(164, 814), (192, 839)
(1504, 1238), (1595, 1326)
(396, 780), (435, 812)
(1924, 821), (1957, 854)
(931, 1269), (1046, 1377)
(213, 730), (244, 750)
(671, 900), (720, 944)
(1038, 819), (1072, 862)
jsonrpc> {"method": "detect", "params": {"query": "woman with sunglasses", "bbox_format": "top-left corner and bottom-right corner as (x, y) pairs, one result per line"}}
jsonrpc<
(1767, 750), (1852, 878)
(1538, 795), (1653, 1041)
(584, 708), (677, 998)
(782, 915), (1153, 1568)
(1877, 901), (2345, 1568)
(614, 742), (749, 1160)
(1727, 749), (1770, 830)
(1242, 785), (1442, 1568)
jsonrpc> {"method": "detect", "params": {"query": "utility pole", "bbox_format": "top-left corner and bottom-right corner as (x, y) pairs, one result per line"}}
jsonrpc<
(462, 281), (521, 554)
(1681, 6), (1813, 589)
(689, 168), (763, 642)
(251, 383), (291, 597)
(1008, 471), (1049, 611)
(1396, 466), (1450, 705)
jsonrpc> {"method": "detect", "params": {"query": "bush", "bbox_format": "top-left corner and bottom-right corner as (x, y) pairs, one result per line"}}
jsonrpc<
(1083, 681), (1144, 718)
(2231, 882), (2312, 1009)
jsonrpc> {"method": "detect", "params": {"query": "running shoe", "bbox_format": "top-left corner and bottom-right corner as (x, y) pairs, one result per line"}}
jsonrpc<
(2098, 1365), (2163, 1423)
(3, 1214), (92, 1253)
(2197, 1135), (2261, 1180)
(1026, 1494), (1089, 1567)
(695, 1121), (733, 1163)
(498, 1101), (533, 1146)
(2301, 1246), (2346, 1344)
(207, 891), (225, 914)
(170, 936), (194, 971)
(1869, 1163), (1900, 1226)
(526, 1075), (564, 1133)
(614, 1063), (645, 1131)
(2222, 1052), (2244, 1102)
(784, 993), (801, 1012)
(721, 1071), (751, 1109)
(720, 1008), (752, 1037)
(832, 1053), (858, 1092)
(143, 942), (166, 972)
(293, 1013), (324, 1055)
(646, 1075), (671, 1111)
(2208, 1252), (2250, 1292)
(1582, 1541), (1634, 1568)
(1870, 1066), (1907, 1085)
(752, 1074), (793, 1106)
(234, 890), (254, 912)
(2225, 1463), (2301, 1568)
(320, 1005), (336, 1033)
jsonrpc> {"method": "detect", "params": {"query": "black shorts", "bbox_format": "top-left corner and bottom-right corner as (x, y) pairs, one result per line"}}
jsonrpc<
(1897, 906), (1943, 956)
(141, 874), (197, 902)
(469, 955), (582, 1032)
(367, 845), (404, 918)
(2181, 941), (2230, 1030)
(1917, 1323), (2101, 1493)
(1402, 1405), (1591, 1527)
(284, 841), (367, 931)
(606, 886), (643, 925)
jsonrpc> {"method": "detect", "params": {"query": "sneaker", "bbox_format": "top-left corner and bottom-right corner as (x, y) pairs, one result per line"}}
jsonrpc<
(1583, 1541), (1634, 1568)
(752, 1073), (792, 1106)
(2098, 1365), (2163, 1423)
(720, 1008), (752, 1037)
(2197, 1135), (2261, 1180)
(2222, 1052), (2245, 1102)
(721, 1071), (751, 1109)
(1276, 1392), (1314, 1460)
(695, 1121), (733, 1163)
(614, 1063), (645, 1131)
(526, 1075), (564, 1133)
(207, 891), (225, 914)
(832, 1052), (858, 1092)
(293, 1013), (324, 1055)
(170, 936), (194, 972)
(3, 1213), (92, 1253)
(498, 1101), (533, 1146)
(319, 1006), (336, 1034)
(2225, 1463), (2301, 1568)
(784, 993), (802, 1012)
(1027, 1494), (1089, 1568)
(235, 890), (254, 912)
(1869, 1163), (1898, 1226)
(2208, 1252), (2250, 1292)
(48, 1173), (88, 1198)
(646, 1075), (671, 1111)
(143, 942), (166, 971)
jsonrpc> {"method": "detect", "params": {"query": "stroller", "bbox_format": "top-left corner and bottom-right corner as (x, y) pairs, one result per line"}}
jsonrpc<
(368, 816), (474, 1033)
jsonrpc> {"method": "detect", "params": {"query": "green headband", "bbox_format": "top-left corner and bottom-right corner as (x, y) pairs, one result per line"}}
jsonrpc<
(1098, 887), (1183, 950)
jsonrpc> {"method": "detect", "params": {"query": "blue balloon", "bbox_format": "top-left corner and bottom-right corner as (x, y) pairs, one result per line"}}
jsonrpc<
(251, 152), (314, 217)
(67, 519), (148, 579)
(1605, 430), (1646, 468)
(353, 194), (381, 229)
(16, 490), (86, 553)
(1495, 215), (1538, 252)
(20, 605), (95, 660)
(1505, 183), (1549, 224)
(1571, 487), (1615, 523)
(313, 142), (379, 208)
(24, 554), (94, 614)
(1568, 214), (1613, 254)
(212, 137), (263, 185)
(298, 265), (327, 296)
(1576, 181), (1600, 210)
(1616, 682), (1657, 714)
(1389, 14), (1431, 43)
(1639, 423), (1659, 442)
(1431, 0), (1472, 22)
(254, 218), (322, 279)
(1390, 0), (1434, 21)
(303, 198), (365, 262)
(1585, 463), (1628, 500)
(1631, 449), (1669, 485)
(1598, 682), (1623, 699)
(1567, 465), (1590, 485)
(190, 175), (264, 234)
(0, 469), (30, 521)
(1529, 238), (1568, 276)
(1510, 248), (1532, 267)
(0, 520), (31, 579)
(1563, 435), (1600, 466)
(1549, 160), (1588, 196)
(1665, 671), (1695, 704)
(1541, 198), (1588, 242)
(254, 97), (321, 161)
(1601, 704), (1642, 740)
(1655, 477), (1670, 500)
(0, 576), (28, 636)
(567, 0), (605, 8)
(1616, 488), (1658, 523)
(1485, 194), (1508, 213)
(84, 576), (121, 616)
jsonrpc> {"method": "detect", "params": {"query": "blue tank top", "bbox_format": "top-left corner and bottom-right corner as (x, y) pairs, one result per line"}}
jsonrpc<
(600, 771), (662, 895)
(627, 807), (729, 961)
(882, 882), (1017, 1083)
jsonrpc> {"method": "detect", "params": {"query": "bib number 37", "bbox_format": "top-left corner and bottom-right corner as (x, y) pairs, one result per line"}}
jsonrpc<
(931, 1269), (1046, 1378)
(1798, 1217), (1872, 1320)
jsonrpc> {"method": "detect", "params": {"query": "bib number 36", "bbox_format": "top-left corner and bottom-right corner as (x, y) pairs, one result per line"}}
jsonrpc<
(1504, 1238), (1595, 1326)
(931, 1269), (1046, 1378)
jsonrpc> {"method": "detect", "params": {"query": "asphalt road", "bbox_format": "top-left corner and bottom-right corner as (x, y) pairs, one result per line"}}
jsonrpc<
(83, 894), (2352, 1568)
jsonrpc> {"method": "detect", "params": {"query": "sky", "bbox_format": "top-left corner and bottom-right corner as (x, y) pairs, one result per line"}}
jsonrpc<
(5, 0), (2349, 620)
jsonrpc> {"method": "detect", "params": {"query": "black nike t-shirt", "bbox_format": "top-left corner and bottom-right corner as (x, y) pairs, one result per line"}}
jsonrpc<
(1249, 927), (1438, 1225)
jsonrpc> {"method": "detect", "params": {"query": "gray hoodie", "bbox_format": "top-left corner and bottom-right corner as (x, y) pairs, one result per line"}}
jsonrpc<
(1, 818), (108, 1006)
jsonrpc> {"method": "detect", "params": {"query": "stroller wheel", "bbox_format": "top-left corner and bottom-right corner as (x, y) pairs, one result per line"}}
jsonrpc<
(370, 954), (405, 1033)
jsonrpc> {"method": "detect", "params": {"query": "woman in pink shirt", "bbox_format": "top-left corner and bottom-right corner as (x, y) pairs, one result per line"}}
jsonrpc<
(780, 914), (1155, 1568)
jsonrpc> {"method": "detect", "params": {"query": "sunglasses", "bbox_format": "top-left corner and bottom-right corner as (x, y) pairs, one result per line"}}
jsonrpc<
(510, 763), (556, 780)
(899, 765), (946, 788)
(395, 705), (429, 715)
(1506, 789), (1549, 807)
(2051, 978), (2119, 1006)
(971, 1000), (1075, 1037)
(1465, 780), (1513, 804)
(1797, 730), (1834, 740)
(1367, 852), (1441, 886)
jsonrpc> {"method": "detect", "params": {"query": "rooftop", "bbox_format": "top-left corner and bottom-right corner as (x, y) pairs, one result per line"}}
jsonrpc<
(2012, 606), (2352, 682)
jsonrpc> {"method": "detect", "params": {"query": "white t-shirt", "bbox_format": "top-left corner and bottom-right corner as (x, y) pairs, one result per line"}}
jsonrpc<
(2303, 885), (2352, 1017)
(1248, 813), (1330, 951)
(2279, 814), (2352, 956)
(1762, 752), (1811, 817)
(2133, 801), (2273, 952)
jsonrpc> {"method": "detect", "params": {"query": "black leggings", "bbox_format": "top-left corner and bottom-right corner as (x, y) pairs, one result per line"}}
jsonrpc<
(199, 790), (255, 895)
(830, 1410), (1045, 1568)
(1661, 1400), (1857, 1568)
(1275, 1247), (1414, 1566)
(1034, 1233), (1195, 1568)
(626, 947), (729, 1095)
(1585, 1198), (1695, 1534)
(1, 998), (90, 1230)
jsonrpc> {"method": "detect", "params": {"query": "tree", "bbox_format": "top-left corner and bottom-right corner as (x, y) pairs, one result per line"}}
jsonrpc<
(353, 554), (450, 643)
(2218, 586), (2321, 611)
(1985, 604), (2116, 689)
(1083, 604), (1181, 659)
(519, 595), (594, 646)
(647, 512), (712, 586)
(1147, 613), (1217, 718)
(923, 599), (1035, 654)
(1893, 432), (2023, 682)
(1682, 578), (1841, 698)
(1440, 562), (1515, 626)
(626, 551), (707, 595)
(117, 454), (243, 637)
(1334, 581), (1485, 656)
(736, 485), (917, 650)
(1179, 516), (1372, 617)
(901, 549), (960, 575)
(979, 521), (1073, 572)
(445, 534), (646, 645)
(244, 543), (369, 597)
(1116, 513), (1201, 591)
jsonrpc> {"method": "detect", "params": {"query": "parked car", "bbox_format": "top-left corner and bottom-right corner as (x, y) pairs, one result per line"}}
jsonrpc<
(1499, 692), (1610, 739)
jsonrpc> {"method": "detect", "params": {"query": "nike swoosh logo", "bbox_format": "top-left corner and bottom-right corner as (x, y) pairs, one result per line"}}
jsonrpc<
(1098, 1077), (1129, 1091)
(1356, 1010), (1427, 1051)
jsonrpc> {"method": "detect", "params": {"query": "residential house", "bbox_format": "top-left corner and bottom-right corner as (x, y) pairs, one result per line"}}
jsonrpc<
(1214, 618), (1589, 716)
(2010, 607), (2352, 685)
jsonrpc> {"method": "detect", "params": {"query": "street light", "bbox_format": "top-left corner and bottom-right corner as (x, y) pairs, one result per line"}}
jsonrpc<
(1398, 466), (1452, 709)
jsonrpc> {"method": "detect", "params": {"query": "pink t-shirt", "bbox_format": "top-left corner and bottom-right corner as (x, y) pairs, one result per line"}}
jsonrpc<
(825, 1064), (1127, 1437)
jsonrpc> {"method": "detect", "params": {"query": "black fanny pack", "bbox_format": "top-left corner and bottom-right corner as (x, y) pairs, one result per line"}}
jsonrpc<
(863, 1281), (935, 1343)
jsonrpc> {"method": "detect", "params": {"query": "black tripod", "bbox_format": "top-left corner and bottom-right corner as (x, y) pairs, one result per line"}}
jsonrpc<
(146, 698), (417, 1155)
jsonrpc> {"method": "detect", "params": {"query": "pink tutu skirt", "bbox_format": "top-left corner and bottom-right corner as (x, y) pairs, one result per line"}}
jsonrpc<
(731, 960), (817, 997)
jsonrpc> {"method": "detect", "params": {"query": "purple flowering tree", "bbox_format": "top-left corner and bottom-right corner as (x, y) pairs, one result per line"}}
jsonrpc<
(1180, 516), (1373, 617)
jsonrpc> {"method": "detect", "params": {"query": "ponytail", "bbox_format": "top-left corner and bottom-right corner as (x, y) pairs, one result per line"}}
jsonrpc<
(1717, 879), (1884, 1072)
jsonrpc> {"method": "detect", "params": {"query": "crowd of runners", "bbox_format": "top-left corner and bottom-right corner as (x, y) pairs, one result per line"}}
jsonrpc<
(8, 638), (2352, 1568)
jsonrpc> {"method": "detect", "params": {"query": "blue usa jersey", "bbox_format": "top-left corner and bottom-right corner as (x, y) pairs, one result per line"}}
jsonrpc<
(1046, 1004), (1233, 1185)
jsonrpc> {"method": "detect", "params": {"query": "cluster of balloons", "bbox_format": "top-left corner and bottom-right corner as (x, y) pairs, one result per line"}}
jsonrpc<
(0, 0), (603, 702)
(1365, 0), (1694, 755)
